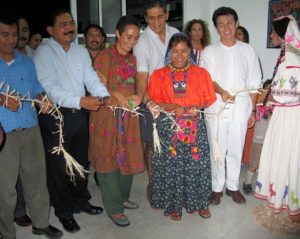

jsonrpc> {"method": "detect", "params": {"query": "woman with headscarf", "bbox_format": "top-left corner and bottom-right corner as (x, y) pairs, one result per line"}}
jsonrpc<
(255, 16), (300, 223)
(145, 33), (216, 221)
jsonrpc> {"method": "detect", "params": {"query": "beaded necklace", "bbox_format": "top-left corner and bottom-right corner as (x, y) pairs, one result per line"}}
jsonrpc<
(169, 63), (190, 97)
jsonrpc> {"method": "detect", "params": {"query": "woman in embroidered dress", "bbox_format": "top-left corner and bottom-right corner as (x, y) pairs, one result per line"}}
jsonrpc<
(146, 33), (216, 221)
(255, 15), (300, 223)
(89, 15), (144, 227)
(184, 19), (211, 66)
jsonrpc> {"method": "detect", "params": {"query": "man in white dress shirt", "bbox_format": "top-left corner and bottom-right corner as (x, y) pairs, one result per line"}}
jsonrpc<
(33, 9), (111, 233)
(133, 0), (178, 201)
(201, 7), (261, 205)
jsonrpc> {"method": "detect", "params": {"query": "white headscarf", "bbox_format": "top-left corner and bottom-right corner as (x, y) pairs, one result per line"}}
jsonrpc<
(272, 15), (300, 104)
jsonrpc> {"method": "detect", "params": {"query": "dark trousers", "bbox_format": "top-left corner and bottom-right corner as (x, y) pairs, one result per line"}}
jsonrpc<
(39, 110), (91, 220)
(14, 178), (27, 219)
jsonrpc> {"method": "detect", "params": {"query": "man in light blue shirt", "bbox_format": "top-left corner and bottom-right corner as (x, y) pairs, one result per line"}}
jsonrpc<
(33, 9), (110, 233)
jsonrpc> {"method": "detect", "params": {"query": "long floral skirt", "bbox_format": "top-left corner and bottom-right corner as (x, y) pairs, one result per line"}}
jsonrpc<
(151, 113), (212, 216)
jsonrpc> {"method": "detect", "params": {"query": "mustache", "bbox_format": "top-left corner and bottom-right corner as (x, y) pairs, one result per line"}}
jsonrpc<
(64, 31), (75, 35)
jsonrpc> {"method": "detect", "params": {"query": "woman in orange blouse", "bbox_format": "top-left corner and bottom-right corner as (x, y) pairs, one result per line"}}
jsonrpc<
(146, 33), (216, 221)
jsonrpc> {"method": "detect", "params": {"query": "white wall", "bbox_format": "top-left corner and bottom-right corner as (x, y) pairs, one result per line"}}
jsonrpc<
(184, 0), (280, 81)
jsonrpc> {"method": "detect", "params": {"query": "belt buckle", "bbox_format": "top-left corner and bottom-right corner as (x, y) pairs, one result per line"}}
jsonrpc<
(71, 109), (76, 113)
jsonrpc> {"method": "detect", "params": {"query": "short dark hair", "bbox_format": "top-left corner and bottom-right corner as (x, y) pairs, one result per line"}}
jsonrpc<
(116, 15), (140, 35)
(47, 8), (72, 27)
(212, 7), (238, 27)
(0, 9), (18, 26)
(144, 0), (167, 16)
(237, 26), (249, 43)
(84, 24), (107, 41)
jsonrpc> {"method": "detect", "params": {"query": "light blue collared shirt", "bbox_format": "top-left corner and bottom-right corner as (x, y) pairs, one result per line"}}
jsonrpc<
(33, 38), (109, 109)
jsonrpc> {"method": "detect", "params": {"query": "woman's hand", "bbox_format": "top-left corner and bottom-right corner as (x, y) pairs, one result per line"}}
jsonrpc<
(127, 94), (141, 109)
(104, 96), (118, 108)
(147, 100), (160, 119)
(175, 106), (184, 117)
(188, 106), (199, 117)
(118, 94), (130, 108)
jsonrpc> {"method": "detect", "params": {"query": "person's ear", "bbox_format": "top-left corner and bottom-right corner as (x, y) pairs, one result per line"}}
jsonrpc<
(116, 30), (120, 39)
(235, 21), (239, 30)
(165, 12), (169, 21)
(144, 15), (148, 24)
(46, 26), (53, 37)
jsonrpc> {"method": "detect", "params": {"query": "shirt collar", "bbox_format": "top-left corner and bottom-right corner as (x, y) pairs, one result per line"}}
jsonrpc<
(146, 24), (169, 40)
(49, 37), (75, 52)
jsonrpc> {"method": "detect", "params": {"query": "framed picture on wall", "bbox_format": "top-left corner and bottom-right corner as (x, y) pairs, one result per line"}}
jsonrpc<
(267, 0), (300, 48)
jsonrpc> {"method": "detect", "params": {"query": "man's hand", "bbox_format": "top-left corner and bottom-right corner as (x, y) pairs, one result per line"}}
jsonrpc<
(0, 94), (20, 111)
(247, 112), (256, 128)
(80, 96), (102, 111)
(220, 90), (235, 103)
(36, 94), (53, 114)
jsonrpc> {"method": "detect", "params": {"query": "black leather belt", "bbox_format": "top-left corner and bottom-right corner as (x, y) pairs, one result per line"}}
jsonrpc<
(59, 107), (81, 114)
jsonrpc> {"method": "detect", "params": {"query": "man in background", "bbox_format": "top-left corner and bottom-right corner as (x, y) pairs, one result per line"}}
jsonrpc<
(133, 0), (178, 202)
(84, 24), (106, 61)
(13, 15), (32, 228)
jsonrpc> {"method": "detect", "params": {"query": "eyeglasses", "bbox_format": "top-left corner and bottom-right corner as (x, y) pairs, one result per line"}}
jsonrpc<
(146, 14), (165, 22)
(54, 21), (76, 28)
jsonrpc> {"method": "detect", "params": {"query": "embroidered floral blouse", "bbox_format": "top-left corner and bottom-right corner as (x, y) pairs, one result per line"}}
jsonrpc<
(93, 45), (136, 95)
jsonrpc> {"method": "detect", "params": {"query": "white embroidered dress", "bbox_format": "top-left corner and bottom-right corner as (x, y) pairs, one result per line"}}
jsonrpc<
(255, 16), (300, 215)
